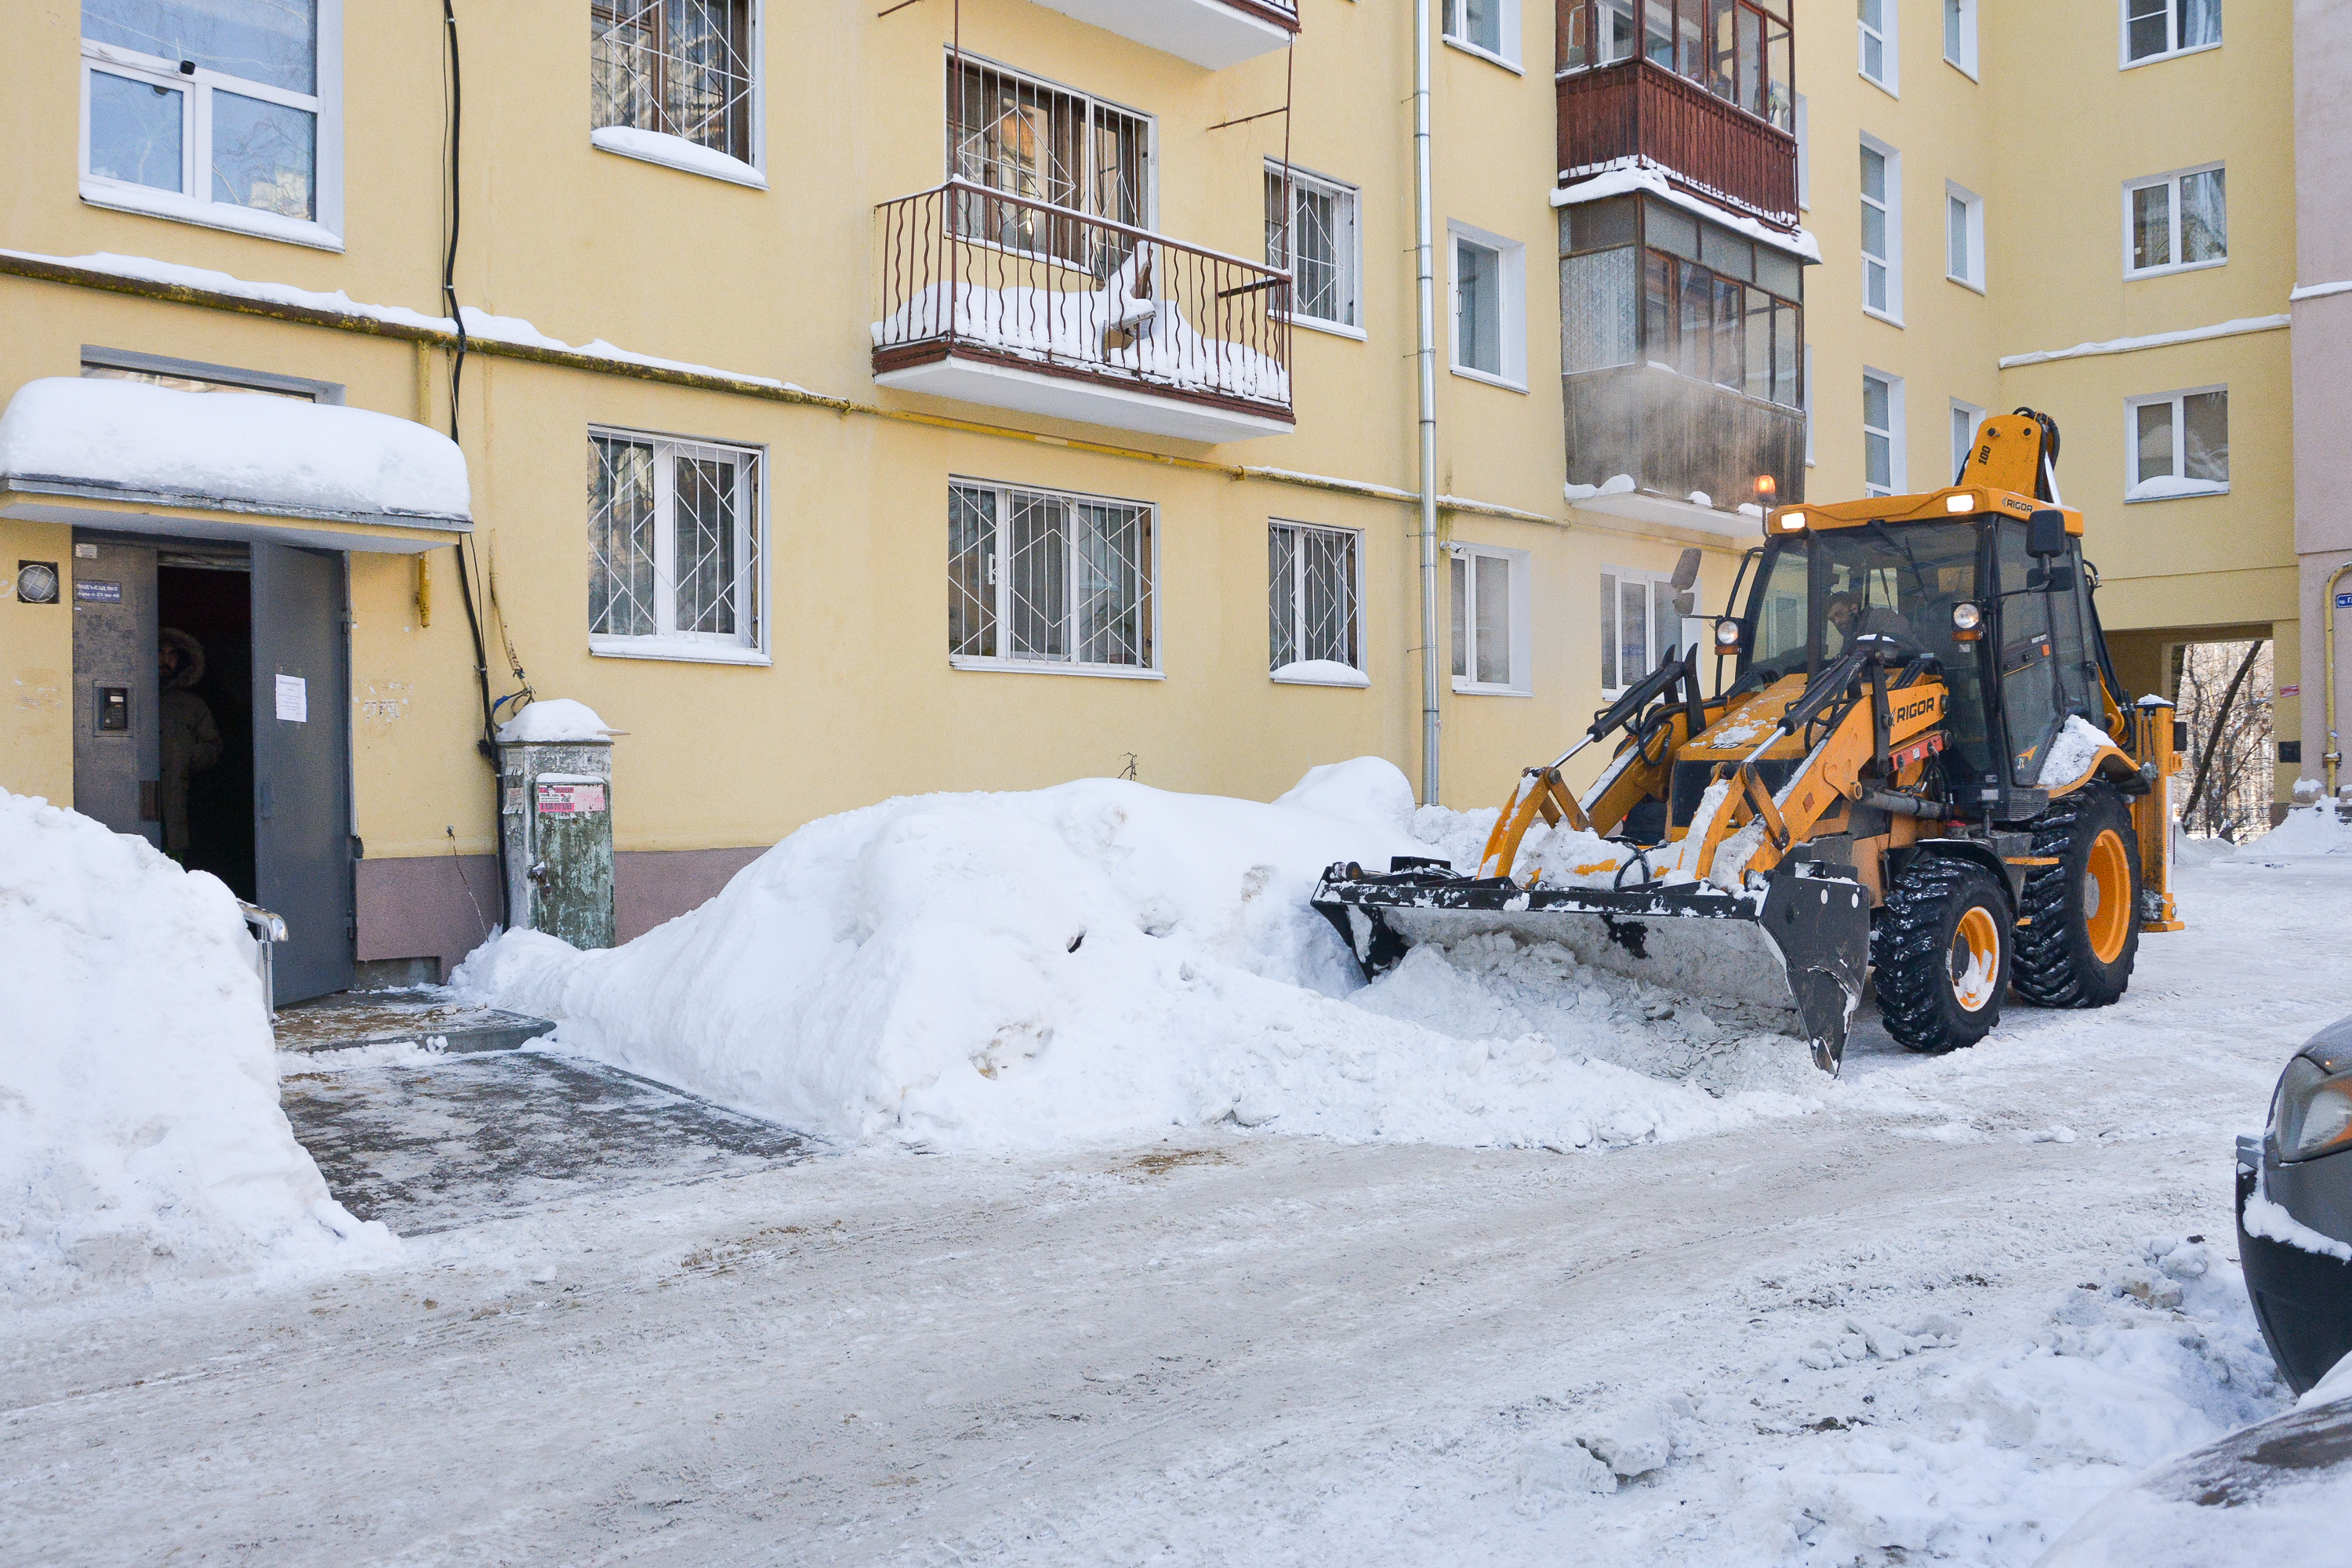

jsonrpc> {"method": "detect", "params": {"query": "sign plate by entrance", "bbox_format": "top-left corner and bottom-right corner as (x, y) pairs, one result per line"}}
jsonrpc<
(536, 781), (606, 815)
(74, 579), (122, 602)
(274, 673), (308, 722)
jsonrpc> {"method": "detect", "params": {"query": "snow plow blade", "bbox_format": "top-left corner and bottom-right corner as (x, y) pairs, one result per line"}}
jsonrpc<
(1311, 860), (1871, 1074)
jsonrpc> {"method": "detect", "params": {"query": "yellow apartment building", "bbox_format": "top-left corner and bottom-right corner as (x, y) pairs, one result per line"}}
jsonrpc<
(0, 0), (2320, 1002)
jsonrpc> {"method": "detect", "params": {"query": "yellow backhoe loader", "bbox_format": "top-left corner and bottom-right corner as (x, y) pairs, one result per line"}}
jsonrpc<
(1313, 412), (2185, 1073)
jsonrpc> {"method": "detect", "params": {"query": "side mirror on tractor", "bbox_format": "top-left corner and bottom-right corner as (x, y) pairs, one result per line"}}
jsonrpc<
(2026, 508), (2068, 559)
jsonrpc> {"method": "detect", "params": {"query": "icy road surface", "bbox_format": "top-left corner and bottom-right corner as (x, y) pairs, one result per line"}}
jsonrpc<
(5, 855), (2347, 1565)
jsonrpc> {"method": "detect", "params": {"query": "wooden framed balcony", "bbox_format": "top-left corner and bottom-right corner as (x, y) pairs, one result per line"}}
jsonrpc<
(873, 181), (1294, 445)
(1559, 58), (1798, 228)
(1026, 0), (1297, 70)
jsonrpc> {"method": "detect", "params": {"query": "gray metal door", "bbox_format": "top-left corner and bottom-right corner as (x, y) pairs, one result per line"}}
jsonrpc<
(251, 542), (354, 1004)
(70, 537), (159, 844)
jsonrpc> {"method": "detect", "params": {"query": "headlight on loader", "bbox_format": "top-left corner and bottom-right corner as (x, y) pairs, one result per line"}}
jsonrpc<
(1715, 618), (1744, 651)
(2274, 1055), (2352, 1162)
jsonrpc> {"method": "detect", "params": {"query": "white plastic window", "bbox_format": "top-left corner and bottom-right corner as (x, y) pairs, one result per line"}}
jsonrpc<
(1950, 398), (1986, 483)
(2125, 387), (2228, 500)
(1269, 521), (1364, 683)
(2124, 0), (2220, 67)
(1943, 0), (1978, 77)
(1858, 0), (1897, 92)
(1266, 164), (1361, 333)
(1860, 139), (1901, 320)
(1946, 182), (1984, 290)
(1450, 545), (1530, 694)
(590, 430), (767, 662)
(1450, 222), (1527, 389)
(1443, 0), (1520, 67)
(947, 479), (1157, 676)
(2125, 165), (2226, 277)
(1599, 569), (1671, 695)
(80, 0), (342, 248)
(1863, 371), (1904, 497)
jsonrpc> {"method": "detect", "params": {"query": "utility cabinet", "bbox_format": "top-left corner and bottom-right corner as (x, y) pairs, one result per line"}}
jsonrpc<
(498, 737), (615, 949)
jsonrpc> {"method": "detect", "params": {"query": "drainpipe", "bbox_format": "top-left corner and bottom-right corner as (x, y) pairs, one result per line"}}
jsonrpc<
(2327, 561), (2352, 797)
(1413, 0), (1442, 806)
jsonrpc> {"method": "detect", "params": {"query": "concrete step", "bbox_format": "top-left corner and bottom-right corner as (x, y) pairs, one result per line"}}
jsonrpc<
(274, 990), (557, 1056)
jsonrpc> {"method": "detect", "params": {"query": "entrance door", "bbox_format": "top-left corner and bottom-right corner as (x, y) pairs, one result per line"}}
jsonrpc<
(70, 539), (161, 844)
(252, 541), (354, 1004)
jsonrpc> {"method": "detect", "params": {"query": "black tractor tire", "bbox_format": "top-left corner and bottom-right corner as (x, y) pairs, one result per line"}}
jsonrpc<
(2012, 782), (2140, 1009)
(1871, 857), (2013, 1054)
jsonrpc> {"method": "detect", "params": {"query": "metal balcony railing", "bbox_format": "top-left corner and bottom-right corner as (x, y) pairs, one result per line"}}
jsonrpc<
(873, 180), (1294, 426)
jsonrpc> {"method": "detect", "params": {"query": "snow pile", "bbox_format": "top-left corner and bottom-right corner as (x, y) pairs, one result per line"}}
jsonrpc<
(2230, 802), (2352, 861)
(2038, 715), (2118, 789)
(0, 791), (394, 1301)
(873, 249), (1290, 406)
(0, 376), (470, 520)
(456, 764), (1822, 1152)
(495, 698), (617, 745)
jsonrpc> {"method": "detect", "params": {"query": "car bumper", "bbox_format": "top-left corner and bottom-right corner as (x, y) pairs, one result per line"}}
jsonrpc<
(2236, 1153), (2352, 1395)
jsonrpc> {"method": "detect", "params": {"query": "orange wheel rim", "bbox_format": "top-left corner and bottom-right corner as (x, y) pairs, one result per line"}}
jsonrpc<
(1951, 906), (2002, 1012)
(2085, 829), (2130, 964)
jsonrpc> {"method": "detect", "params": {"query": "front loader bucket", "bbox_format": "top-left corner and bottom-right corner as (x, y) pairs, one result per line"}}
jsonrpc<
(1312, 860), (1871, 1074)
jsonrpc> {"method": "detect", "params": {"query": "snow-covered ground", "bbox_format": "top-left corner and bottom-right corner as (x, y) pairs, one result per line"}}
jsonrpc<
(5, 782), (2350, 1563)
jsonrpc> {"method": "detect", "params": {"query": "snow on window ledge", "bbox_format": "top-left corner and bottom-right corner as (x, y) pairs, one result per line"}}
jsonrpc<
(590, 127), (768, 190)
(2124, 476), (2228, 503)
(590, 634), (771, 666)
(79, 180), (344, 253)
(949, 656), (1166, 681)
(1271, 659), (1370, 688)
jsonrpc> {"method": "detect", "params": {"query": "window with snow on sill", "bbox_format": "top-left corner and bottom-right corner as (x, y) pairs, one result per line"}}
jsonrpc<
(1272, 660), (1369, 688)
(590, 126), (767, 189)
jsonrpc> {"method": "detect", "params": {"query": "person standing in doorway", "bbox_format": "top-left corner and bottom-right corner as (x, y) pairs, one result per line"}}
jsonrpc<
(158, 627), (221, 861)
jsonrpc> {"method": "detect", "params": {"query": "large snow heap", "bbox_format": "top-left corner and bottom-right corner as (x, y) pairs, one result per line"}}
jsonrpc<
(0, 790), (393, 1300)
(457, 762), (1822, 1152)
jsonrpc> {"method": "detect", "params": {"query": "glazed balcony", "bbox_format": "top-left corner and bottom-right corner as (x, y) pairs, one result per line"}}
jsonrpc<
(1028, 0), (1298, 70)
(1558, 58), (1798, 228)
(1564, 364), (1804, 534)
(873, 180), (1294, 445)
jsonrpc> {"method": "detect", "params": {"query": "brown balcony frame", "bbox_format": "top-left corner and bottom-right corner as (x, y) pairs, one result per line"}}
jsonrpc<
(1558, 56), (1798, 228)
(874, 180), (1294, 430)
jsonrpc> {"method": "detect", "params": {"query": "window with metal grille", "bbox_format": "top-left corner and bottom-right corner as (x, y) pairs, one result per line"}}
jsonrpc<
(588, 430), (764, 659)
(949, 480), (1156, 673)
(591, 0), (756, 165)
(948, 55), (1151, 267)
(1265, 164), (1359, 332)
(1269, 521), (1363, 679)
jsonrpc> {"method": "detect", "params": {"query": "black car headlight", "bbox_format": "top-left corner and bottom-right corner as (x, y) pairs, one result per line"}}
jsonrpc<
(2273, 1055), (2352, 1162)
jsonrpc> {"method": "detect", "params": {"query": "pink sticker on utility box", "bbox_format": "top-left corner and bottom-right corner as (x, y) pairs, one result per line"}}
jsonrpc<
(535, 780), (606, 815)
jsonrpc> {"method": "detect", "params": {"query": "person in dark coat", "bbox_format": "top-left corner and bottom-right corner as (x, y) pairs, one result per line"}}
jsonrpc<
(158, 627), (221, 860)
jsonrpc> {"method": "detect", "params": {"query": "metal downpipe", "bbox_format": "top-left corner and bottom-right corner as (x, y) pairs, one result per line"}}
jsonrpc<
(1413, 0), (1441, 806)
(2327, 561), (2352, 797)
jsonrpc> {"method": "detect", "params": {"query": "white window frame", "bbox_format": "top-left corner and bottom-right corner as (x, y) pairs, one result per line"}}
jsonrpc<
(78, 4), (345, 250)
(1449, 542), (1532, 696)
(1943, 0), (1979, 78)
(946, 477), (1163, 681)
(1447, 220), (1528, 392)
(1441, 0), (1523, 72)
(1945, 180), (1985, 292)
(1860, 136), (1903, 325)
(1949, 397), (1986, 484)
(2122, 163), (2227, 279)
(1267, 162), (1365, 340)
(1858, 0), (1898, 94)
(1862, 369), (1906, 498)
(590, 0), (766, 188)
(588, 427), (770, 666)
(1599, 567), (1674, 698)
(1269, 520), (1368, 686)
(2121, 0), (2223, 70)
(2125, 385), (2230, 502)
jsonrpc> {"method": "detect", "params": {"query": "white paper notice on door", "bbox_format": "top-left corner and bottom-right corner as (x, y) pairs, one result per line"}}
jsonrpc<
(274, 673), (308, 723)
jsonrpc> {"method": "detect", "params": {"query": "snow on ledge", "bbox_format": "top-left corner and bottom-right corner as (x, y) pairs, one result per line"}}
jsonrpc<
(0, 377), (470, 521)
(496, 699), (619, 745)
(1552, 162), (1820, 263)
(1998, 314), (2289, 369)
(1271, 659), (1370, 688)
(2289, 278), (2352, 303)
(590, 126), (768, 189)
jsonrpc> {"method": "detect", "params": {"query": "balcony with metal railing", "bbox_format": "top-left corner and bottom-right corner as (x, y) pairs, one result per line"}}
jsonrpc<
(1026, 0), (1298, 71)
(873, 180), (1294, 445)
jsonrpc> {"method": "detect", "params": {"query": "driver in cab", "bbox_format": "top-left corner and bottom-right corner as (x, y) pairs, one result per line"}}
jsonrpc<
(1827, 592), (1922, 655)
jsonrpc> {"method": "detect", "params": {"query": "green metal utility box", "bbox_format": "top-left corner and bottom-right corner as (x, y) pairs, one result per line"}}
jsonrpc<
(498, 736), (615, 949)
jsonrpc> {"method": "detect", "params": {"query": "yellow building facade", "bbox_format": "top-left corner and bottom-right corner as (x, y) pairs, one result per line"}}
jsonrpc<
(0, 0), (2307, 995)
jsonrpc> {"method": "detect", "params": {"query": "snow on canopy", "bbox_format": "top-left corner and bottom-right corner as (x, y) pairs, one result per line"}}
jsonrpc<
(0, 376), (471, 521)
(0, 789), (395, 1301)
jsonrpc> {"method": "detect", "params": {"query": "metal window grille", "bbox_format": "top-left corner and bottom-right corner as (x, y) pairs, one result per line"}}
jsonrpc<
(948, 56), (1149, 274)
(591, 0), (755, 162)
(1269, 521), (1361, 671)
(949, 480), (1153, 670)
(590, 430), (761, 648)
(1265, 165), (1357, 328)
